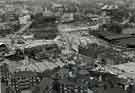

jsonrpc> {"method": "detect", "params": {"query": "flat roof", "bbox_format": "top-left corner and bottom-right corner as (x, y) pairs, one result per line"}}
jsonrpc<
(16, 40), (56, 49)
(105, 62), (135, 79)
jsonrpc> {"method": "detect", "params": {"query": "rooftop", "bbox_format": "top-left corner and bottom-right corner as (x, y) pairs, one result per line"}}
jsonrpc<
(105, 62), (135, 79)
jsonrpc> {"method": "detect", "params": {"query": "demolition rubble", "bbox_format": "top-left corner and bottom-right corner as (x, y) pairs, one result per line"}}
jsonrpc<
(1, 0), (135, 93)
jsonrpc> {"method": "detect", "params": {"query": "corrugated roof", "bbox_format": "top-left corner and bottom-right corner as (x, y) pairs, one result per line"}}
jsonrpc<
(16, 59), (65, 72)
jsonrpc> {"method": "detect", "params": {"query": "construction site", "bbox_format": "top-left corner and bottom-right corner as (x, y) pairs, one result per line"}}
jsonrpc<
(1, 0), (135, 93)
